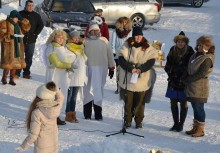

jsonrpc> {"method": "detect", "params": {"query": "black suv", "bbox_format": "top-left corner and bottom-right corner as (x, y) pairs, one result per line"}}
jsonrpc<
(35, 0), (95, 33)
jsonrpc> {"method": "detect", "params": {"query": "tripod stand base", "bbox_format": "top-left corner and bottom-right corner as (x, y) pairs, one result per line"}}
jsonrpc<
(106, 127), (144, 138)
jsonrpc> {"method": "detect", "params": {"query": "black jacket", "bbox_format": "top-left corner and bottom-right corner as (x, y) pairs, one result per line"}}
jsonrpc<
(19, 10), (44, 44)
(164, 45), (194, 90)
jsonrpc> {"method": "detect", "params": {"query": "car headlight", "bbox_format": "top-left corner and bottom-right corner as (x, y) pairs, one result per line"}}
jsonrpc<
(52, 23), (68, 29)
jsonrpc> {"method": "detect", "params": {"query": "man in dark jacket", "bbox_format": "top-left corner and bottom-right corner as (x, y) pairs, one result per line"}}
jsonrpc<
(16, 0), (44, 79)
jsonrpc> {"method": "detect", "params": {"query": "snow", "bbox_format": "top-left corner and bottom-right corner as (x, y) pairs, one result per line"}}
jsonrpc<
(0, 0), (220, 153)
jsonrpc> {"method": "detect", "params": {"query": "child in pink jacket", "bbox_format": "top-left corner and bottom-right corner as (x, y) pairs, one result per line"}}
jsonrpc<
(16, 81), (64, 153)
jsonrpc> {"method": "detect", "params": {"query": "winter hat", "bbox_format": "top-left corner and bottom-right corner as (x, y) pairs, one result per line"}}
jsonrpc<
(36, 85), (56, 100)
(69, 30), (81, 38)
(132, 27), (143, 37)
(95, 9), (103, 16)
(173, 31), (189, 44)
(9, 10), (23, 20)
(89, 23), (100, 32)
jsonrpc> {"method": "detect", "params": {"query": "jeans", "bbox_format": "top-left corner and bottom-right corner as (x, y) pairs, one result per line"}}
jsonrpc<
(65, 87), (79, 112)
(191, 102), (206, 122)
(16, 43), (35, 76)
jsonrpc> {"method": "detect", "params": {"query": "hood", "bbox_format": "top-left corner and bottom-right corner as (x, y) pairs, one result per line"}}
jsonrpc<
(37, 100), (60, 119)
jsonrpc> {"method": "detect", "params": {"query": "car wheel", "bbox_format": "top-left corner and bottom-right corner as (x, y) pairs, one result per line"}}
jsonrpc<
(156, 0), (163, 8)
(191, 0), (203, 8)
(131, 13), (145, 29)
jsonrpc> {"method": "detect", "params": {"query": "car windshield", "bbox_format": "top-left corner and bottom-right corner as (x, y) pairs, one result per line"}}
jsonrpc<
(52, 0), (94, 12)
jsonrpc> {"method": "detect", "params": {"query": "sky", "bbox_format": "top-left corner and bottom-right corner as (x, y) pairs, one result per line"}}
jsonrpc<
(0, 0), (220, 153)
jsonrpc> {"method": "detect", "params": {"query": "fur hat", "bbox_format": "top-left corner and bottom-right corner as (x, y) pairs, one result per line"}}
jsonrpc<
(69, 30), (81, 38)
(89, 23), (100, 32)
(21, 18), (31, 32)
(36, 85), (56, 100)
(9, 10), (23, 20)
(132, 27), (143, 37)
(173, 31), (189, 44)
(115, 17), (132, 31)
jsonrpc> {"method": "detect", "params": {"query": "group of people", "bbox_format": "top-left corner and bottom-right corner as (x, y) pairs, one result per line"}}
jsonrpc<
(0, 2), (216, 152)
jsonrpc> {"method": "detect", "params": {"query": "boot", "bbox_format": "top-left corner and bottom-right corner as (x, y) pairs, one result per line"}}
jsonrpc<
(186, 120), (198, 135)
(177, 106), (188, 132)
(57, 117), (66, 125)
(170, 101), (179, 131)
(72, 112), (79, 123)
(83, 101), (93, 120)
(192, 121), (205, 137)
(9, 69), (16, 86)
(1, 69), (9, 85)
(94, 104), (103, 120)
(65, 112), (74, 123)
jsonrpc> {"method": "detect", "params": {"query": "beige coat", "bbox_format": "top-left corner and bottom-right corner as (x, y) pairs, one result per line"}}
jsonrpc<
(21, 90), (64, 153)
(118, 42), (158, 92)
(0, 18), (30, 69)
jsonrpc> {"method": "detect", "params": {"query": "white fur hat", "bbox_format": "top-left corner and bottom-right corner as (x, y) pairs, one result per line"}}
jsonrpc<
(89, 23), (100, 32)
(36, 85), (56, 100)
(69, 30), (81, 38)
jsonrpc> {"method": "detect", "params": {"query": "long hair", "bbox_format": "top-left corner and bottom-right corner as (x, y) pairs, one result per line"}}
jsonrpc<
(26, 81), (57, 130)
(46, 29), (67, 46)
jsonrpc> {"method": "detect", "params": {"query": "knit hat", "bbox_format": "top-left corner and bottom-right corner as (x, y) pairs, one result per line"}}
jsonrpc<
(36, 85), (56, 100)
(173, 31), (189, 44)
(132, 27), (143, 37)
(89, 23), (100, 32)
(69, 30), (81, 38)
(9, 10), (23, 20)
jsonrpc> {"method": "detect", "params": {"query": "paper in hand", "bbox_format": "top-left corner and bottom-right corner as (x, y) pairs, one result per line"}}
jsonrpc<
(130, 73), (139, 83)
(14, 34), (24, 38)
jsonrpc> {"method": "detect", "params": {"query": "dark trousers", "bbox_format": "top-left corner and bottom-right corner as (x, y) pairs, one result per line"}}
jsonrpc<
(16, 43), (35, 76)
(65, 87), (79, 112)
(191, 102), (205, 122)
(83, 101), (102, 120)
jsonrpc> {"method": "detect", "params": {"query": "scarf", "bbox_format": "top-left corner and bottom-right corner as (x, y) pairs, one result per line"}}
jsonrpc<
(127, 37), (149, 51)
(51, 42), (62, 47)
(7, 17), (21, 57)
(116, 28), (131, 39)
(173, 45), (187, 62)
(66, 42), (86, 57)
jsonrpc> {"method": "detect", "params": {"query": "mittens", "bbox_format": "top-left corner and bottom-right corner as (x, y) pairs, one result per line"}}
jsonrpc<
(108, 69), (114, 79)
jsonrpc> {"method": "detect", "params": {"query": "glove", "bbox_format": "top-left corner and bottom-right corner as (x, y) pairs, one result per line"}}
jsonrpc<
(108, 69), (114, 79)
(16, 146), (26, 152)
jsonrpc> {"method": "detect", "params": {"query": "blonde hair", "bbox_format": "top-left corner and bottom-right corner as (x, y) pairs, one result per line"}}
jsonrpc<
(26, 82), (56, 130)
(46, 29), (67, 46)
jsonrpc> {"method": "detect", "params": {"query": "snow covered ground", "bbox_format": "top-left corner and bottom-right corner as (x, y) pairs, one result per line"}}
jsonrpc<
(0, 0), (220, 152)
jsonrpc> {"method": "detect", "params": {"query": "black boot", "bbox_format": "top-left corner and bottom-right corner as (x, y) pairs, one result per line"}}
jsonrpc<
(177, 104), (188, 132)
(83, 101), (93, 120)
(94, 104), (103, 120)
(9, 69), (16, 86)
(57, 117), (66, 125)
(170, 100), (179, 131)
(1, 69), (9, 85)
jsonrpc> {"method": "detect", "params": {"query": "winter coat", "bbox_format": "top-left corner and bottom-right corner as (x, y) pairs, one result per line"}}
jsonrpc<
(184, 52), (215, 103)
(0, 18), (31, 70)
(66, 41), (87, 87)
(83, 37), (115, 106)
(164, 45), (194, 91)
(117, 38), (158, 92)
(20, 90), (64, 153)
(45, 43), (76, 104)
(19, 10), (44, 44)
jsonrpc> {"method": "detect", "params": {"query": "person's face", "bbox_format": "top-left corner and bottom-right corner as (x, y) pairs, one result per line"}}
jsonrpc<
(197, 43), (210, 53)
(26, 2), (34, 12)
(134, 35), (143, 43)
(90, 29), (100, 36)
(176, 40), (186, 49)
(12, 17), (19, 23)
(72, 37), (80, 43)
(54, 35), (65, 45)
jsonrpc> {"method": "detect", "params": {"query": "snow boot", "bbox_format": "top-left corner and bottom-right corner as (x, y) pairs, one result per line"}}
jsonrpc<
(1, 69), (9, 85)
(185, 120), (198, 135)
(57, 117), (66, 125)
(177, 106), (188, 132)
(83, 101), (93, 120)
(94, 104), (103, 120)
(170, 101), (179, 131)
(65, 112), (74, 123)
(72, 111), (79, 123)
(9, 69), (16, 86)
(192, 121), (205, 137)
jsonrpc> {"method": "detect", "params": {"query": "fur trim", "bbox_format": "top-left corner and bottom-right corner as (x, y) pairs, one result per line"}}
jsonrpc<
(127, 37), (149, 51)
(36, 85), (56, 100)
(115, 17), (132, 30)
(20, 18), (31, 32)
(173, 35), (189, 44)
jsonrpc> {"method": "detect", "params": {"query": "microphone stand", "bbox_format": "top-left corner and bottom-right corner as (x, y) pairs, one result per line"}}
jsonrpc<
(106, 47), (144, 138)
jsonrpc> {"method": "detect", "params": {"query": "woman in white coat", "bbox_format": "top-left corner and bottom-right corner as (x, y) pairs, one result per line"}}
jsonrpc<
(45, 29), (76, 125)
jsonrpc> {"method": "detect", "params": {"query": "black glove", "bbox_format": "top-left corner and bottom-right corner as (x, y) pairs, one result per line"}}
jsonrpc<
(108, 69), (114, 79)
(10, 35), (15, 39)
